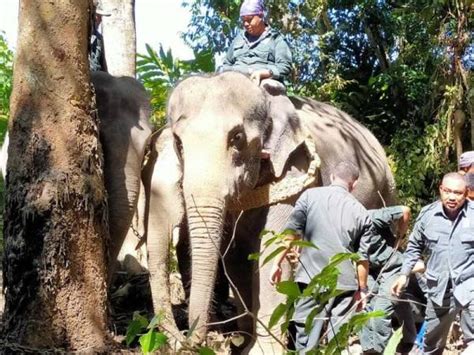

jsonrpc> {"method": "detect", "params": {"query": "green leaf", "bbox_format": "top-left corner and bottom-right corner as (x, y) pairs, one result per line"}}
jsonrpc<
(198, 346), (216, 355)
(147, 311), (164, 329)
(125, 318), (144, 346)
(290, 240), (318, 249)
(261, 246), (287, 268)
(383, 326), (403, 355)
(139, 329), (167, 353)
(280, 228), (298, 236)
(263, 235), (279, 248)
(258, 229), (275, 239)
(327, 252), (359, 268)
(187, 316), (200, 339)
(304, 303), (324, 334)
(133, 311), (149, 328)
(268, 303), (287, 329)
(276, 281), (301, 298)
(248, 252), (261, 261)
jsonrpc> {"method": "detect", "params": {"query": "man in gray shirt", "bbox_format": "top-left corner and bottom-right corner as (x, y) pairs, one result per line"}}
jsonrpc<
(271, 161), (373, 352)
(360, 206), (427, 354)
(392, 172), (474, 354)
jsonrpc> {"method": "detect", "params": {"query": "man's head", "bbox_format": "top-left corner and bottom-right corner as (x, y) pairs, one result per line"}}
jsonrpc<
(330, 161), (360, 192)
(439, 172), (467, 218)
(240, 0), (266, 36)
(458, 151), (474, 174)
(465, 172), (474, 201)
(92, 1), (111, 26)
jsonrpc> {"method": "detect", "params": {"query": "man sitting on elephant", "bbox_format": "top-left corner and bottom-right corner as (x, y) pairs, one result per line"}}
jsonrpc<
(221, 0), (295, 159)
(221, 0), (292, 86)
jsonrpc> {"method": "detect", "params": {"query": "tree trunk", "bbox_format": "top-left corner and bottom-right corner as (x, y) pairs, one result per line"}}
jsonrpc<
(2, 0), (109, 351)
(100, 0), (136, 77)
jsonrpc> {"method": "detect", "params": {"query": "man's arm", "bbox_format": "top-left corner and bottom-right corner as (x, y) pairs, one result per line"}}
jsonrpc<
(356, 260), (369, 290)
(269, 191), (308, 285)
(391, 216), (426, 296)
(264, 36), (292, 81)
(354, 215), (373, 310)
(221, 38), (236, 71)
(397, 206), (411, 238)
(270, 232), (300, 285)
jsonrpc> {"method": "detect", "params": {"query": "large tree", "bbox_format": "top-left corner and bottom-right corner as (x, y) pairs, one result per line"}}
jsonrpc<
(2, 0), (109, 351)
(101, 0), (136, 77)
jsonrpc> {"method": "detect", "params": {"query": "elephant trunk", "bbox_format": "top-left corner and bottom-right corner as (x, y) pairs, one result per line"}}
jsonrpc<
(185, 195), (225, 340)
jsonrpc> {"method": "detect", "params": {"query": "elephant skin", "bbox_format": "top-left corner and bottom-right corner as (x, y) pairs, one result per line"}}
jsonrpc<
(91, 71), (153, 279)
(136, 71), (398, 352)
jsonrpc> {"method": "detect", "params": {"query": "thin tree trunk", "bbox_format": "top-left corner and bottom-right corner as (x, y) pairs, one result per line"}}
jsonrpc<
(2, 0), (109, 351)
(100, 0), (136, 77)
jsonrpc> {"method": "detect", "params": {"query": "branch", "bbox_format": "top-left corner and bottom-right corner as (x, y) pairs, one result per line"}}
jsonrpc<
(190, 195), (287, 350)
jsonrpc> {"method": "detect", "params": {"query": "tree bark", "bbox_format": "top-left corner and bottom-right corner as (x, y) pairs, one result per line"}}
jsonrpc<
(100, 0), (136, 77)
(2, 0), (109, 351)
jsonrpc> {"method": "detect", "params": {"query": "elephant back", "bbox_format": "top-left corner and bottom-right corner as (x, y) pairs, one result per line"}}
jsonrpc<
(290, 96), (397, 209)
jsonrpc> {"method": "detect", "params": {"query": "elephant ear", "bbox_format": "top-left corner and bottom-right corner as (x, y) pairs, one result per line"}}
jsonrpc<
(263, 94), (305, 178)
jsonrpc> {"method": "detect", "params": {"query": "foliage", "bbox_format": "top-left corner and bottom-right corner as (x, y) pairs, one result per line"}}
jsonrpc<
(383, 326), (403, 355)
(182, 0), (473, 214)
(136, 44), (215, 127)
(125, 311), (232, 354)
(125, 312), (168, 353)
(0, 32), (13, 142)
(254, 230), (384, 354)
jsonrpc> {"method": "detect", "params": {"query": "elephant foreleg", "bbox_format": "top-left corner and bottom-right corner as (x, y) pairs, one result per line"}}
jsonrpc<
(117, 181), (148, 274)
(231, 204), (294, 354)
(147, 129), (184, 341)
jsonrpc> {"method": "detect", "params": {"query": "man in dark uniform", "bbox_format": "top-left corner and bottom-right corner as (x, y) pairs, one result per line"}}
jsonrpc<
(458, 151), (474, 201)
(270, 161), (373, 352)
(392, 172), (474, 354)
(89, 3), (108, 72)
(360, 205), (427, 354)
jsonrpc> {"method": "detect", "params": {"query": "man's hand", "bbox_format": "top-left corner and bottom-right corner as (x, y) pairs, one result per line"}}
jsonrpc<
(250, 69), (272, 84)
(285, 245), (301, 268)
(412, 260), (426, 274)
(354, 287), (370, 312)
(391, 275), (408, 297)
(270, 263), (282, 286)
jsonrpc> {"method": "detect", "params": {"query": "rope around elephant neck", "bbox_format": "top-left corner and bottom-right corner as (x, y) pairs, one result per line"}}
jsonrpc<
(228, 136), (321, 211)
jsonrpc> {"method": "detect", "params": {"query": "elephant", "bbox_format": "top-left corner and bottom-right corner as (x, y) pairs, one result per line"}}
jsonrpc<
(146, 71), (397, 353)
(90, 71), (153, 279)
(0, 71), (153, 282)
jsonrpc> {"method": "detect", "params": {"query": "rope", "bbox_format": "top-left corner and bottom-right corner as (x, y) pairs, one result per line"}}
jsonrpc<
(228, 137), (321, 211)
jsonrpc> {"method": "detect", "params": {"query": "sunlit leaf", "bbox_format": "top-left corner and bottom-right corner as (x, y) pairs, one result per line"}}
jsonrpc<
(268, 303), (287, 329)
(276, 281), (301, 298)
(383, 326), (404, 355)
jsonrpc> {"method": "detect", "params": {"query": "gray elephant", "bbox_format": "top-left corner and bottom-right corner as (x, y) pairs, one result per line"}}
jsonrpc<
(90, 71), (152, 278)
(146, 71), (396, 353)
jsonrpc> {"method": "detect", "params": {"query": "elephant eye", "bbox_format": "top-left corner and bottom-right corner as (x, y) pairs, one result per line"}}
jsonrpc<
(230, 131), (246, 151)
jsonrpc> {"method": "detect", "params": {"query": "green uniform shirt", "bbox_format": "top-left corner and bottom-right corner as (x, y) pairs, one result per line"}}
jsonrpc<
(285, 184), (373, 290)
(221, 27), (292, 81)
(367, 206), (405, 274)
(401, 200), (474, 306)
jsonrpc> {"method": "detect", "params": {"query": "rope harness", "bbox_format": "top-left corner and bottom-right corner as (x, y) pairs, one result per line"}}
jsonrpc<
(228, 136), (321, 211)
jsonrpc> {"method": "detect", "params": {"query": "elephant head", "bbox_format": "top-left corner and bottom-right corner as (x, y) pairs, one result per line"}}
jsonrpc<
(166, 72), (303, 337)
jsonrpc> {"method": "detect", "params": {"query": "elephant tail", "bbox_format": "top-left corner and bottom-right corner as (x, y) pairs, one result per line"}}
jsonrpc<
(383, 165), (398, 206)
